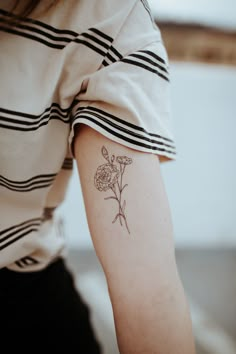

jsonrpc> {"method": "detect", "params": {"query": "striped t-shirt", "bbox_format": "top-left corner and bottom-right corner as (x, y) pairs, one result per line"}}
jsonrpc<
(0, 0), (176, 272)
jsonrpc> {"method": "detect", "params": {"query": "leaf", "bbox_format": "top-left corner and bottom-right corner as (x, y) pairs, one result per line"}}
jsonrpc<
(121, 184), (128, 193)
(112, 213), (124, 224)
(112, 214), (120, 224)
(102, 146), (109, 161)
(104, 196), (117, 201)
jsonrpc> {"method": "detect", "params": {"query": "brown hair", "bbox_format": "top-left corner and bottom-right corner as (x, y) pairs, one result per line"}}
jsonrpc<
(7, 0), (57, 21)
(12, 0), (41, 17)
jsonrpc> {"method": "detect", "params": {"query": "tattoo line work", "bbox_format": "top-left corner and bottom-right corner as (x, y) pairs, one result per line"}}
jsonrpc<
(94, 146), (132, 234)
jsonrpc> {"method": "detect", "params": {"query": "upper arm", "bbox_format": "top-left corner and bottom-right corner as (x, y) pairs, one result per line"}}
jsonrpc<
(74, 125), (177, 293)
(69, 0), (178, 296)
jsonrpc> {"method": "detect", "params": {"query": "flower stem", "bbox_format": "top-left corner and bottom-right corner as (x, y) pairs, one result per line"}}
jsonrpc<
(111, 185), (123, 226)
(123, 214), (130, 234)
(117, 164), (130, 234)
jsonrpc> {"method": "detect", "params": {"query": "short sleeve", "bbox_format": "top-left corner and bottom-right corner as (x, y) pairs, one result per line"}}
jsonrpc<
(68, 0), (176, 162)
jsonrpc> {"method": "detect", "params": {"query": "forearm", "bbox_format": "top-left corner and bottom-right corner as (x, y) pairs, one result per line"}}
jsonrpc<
(107, 263), (196, 354)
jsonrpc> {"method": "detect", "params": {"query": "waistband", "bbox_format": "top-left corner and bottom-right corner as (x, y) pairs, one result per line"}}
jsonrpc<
(0, 257), (65, 295)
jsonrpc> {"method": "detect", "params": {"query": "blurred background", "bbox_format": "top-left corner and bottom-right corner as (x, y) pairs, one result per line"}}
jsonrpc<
(57, 1), (236, 353)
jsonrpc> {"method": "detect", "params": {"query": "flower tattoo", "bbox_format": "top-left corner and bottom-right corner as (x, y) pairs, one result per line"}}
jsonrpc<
(94, 146), (132, 234)
(94, 163), (120, 192)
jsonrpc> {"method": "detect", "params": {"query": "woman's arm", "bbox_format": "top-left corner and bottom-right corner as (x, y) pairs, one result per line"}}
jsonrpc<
(74, 124), (196, 354)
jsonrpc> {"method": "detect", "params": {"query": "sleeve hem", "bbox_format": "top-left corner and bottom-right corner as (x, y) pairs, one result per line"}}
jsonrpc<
(69, 114), (176, 162)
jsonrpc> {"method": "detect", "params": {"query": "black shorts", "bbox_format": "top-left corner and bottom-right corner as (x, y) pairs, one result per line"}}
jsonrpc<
(0, 257), (102, 353)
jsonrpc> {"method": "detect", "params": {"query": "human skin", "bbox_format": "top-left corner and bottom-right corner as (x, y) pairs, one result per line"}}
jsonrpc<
(74, 124), (196, 354)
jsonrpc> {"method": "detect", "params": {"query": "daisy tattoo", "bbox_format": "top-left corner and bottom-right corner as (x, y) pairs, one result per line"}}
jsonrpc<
(94, 146), (132, 234)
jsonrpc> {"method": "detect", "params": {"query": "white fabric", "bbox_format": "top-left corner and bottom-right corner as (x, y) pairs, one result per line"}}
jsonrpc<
(0, 0), (176, 271)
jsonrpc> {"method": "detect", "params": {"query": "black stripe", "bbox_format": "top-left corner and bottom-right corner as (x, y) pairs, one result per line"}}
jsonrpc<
(0, 103), (71, 131)
(102, 52), (119, 66)
(73, 117), (176, 155)
(0, 17), (73, 43)
(0, 182), (54, 192)
(121, 58), (169, 82)
(0, 219), (41, 250)
(0, 228), (39, 251)
(74, 38), (107, 56)
(15, 256), (39, 268)
(0, 103), (69, 117)
(0, 9), (115, 46)
(76, 106), (174, 143)
(0, 222), (41, 241)
(129, 53), (168, 74)
(0, 115), (69, 131)
(106, 52), (118, 63)
(101, 48), (169, 80)
(0, 25), (65, 49)
(75, 110), (175, 150)
(0, 9), (78, 36)
(0, 12), (113, 54)
(22, 256), (39, 266)
(0, 10), (114, 45)
(89, 28), (113, 43)
(102, 60), (110, 67)
(15, 260), (24, 268)
(110, 46), (123, 60)
(80, 32), (110, 50)
(140, 50), (167, 65)
(102, 46), (123, 66)
(0, 218), (41, 237)
(0, 174), (56, 192)
(0, 173), (56, 184)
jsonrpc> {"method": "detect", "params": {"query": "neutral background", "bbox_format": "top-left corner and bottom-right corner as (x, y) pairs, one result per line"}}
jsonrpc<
(149, 0), (236, 29)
